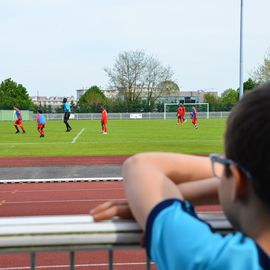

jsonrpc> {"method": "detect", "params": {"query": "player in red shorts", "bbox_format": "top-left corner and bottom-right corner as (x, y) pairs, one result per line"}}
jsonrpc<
(181, 104), (186, 123)
(37, 109), (46, 138)
(176, 104), (186, 125)
(101, 106), (108, 134)
(191, 105), (198, 129)
(176, 105), (183, 125)
(13, 106), (26, 134)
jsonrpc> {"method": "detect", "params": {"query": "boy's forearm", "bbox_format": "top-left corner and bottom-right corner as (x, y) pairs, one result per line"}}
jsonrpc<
(178, 178), (220, 205)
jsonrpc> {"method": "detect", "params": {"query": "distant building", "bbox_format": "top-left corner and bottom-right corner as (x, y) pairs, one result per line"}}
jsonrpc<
(152, 90), (218, 104)
(31, 96), (76, 108)
(76, 88), (88, 101)
(76, 87), (217, 104)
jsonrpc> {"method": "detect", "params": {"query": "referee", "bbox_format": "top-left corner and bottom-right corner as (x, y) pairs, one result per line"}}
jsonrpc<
(63, 98), (72, 132)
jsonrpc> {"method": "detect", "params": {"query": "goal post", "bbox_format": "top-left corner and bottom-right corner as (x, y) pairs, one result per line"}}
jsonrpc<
(163, 103), (209, 120)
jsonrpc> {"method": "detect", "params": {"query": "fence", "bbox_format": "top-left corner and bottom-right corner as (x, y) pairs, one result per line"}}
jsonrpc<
(0, 212), (232, 270)
(41, 112), (230, 121)
(0, 110), (33, 121)
(0, 111), (230, 121)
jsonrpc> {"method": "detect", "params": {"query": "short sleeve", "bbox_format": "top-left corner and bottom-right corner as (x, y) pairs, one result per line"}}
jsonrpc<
(145, 199), (267, 270)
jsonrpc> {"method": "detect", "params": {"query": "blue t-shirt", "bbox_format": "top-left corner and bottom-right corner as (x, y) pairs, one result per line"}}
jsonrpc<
(145, 199), (270, 270)
(16, 110), (22, 120)
(37, 114), (46, 124)
(191, 109), (197, 119)
(64, 102), (71, 112)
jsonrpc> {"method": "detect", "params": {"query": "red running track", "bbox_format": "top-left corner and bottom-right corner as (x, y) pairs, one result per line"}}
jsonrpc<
(0, 181), (221, 270)
(0, 181), (151, 270)
(0, 156), (129, 167)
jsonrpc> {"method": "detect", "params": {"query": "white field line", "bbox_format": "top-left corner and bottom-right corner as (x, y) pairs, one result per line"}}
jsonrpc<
(0, 142), (69, 145)
(72, 128), (85, 143)
(0, 139), (222, 145)
(0, 262), (154, 270)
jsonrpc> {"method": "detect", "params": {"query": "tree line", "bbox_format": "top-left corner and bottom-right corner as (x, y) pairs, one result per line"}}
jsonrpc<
(1, 49), (270, 113)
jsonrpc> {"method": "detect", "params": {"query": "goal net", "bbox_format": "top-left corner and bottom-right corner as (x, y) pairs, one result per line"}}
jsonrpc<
(163, 103), (209, 120)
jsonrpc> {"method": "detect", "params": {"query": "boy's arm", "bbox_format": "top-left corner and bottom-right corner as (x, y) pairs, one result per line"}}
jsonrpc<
(91, 177), (219, 221)
(123, 153), (215, 230)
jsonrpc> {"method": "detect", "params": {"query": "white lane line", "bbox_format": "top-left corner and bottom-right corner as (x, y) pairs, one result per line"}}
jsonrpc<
(0, 261), (154, 270)
(0, 188), (123, 193)
(6, 198), (126, 204)
(0, 177), (123, 184)
(72, 128), (85, 144)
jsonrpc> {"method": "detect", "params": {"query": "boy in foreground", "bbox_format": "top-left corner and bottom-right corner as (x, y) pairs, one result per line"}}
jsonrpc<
(13, 106), (26, 133)
(91, 82), (270, 269)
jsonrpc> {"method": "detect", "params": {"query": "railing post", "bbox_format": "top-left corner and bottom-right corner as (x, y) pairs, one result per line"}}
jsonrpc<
(146, 257), (151, 270)
(70, 250), (75, 270)
(108, 249), (113, 270)
(31, 252), (36, 270)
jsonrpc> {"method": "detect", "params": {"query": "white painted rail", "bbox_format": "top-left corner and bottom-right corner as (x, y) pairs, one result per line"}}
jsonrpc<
(0, 212), (232, 269)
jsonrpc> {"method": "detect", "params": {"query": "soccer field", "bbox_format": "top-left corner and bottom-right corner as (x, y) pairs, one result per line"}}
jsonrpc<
(0, 119), (226, 157)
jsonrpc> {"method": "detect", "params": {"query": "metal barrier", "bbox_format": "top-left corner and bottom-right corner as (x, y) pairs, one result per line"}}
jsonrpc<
(0, 212), (232, 269)
(40, 112), (230, 121)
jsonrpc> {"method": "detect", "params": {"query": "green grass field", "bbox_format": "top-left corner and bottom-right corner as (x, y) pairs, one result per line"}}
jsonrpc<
(0, 119), (226, 157)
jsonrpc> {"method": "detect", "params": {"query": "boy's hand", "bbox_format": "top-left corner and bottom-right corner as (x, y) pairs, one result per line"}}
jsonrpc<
(90, 201), (134, 221)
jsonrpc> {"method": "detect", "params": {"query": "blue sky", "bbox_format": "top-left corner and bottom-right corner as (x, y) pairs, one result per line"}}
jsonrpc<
(1, 0), (270, 97)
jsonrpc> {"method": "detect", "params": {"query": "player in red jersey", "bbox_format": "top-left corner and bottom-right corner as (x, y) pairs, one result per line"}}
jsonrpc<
(181, 104), (186, 123)
(176, 105), (182, 125)
(176, 104), (186, 125)
(13, 106), (26, 134)
(191, 105), (198, 129)
(101, 106), (108, 134)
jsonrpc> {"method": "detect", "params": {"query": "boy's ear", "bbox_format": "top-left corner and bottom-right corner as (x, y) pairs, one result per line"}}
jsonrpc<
(230, 165), (248, 201)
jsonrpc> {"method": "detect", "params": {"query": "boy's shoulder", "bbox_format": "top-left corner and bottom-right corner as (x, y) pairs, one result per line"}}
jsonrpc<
(146, 199), (270, 270)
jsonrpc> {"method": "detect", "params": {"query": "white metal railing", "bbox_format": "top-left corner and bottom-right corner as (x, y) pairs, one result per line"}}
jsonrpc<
(0, 212), (232, 270)
(38, 112), (230, 121)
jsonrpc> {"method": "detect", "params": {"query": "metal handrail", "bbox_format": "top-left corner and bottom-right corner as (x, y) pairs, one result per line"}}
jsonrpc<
(0, 212), (232, 269)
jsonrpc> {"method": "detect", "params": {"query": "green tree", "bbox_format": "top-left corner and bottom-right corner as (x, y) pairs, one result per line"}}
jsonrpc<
(243, 78), (258, 92)
(0, 78), (35, 110)
(251, 48), (270, 84)
(79, 85), (107, 113)
(204, 93), (222, 111)
(106, 98), (126, 113)
(221, 88), (239, 111)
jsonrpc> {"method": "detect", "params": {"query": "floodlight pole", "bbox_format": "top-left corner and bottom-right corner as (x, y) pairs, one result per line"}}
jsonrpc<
(239, 0), (244, 98)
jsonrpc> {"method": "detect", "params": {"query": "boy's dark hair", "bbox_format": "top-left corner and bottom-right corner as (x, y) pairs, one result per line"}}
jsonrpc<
(38, 109), (43, 114)
(225, 81), (270, 206)
(63, 98), (67, 103)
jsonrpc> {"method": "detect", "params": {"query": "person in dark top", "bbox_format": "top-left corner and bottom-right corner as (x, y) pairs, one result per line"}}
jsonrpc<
(63, 98), (72, 132)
